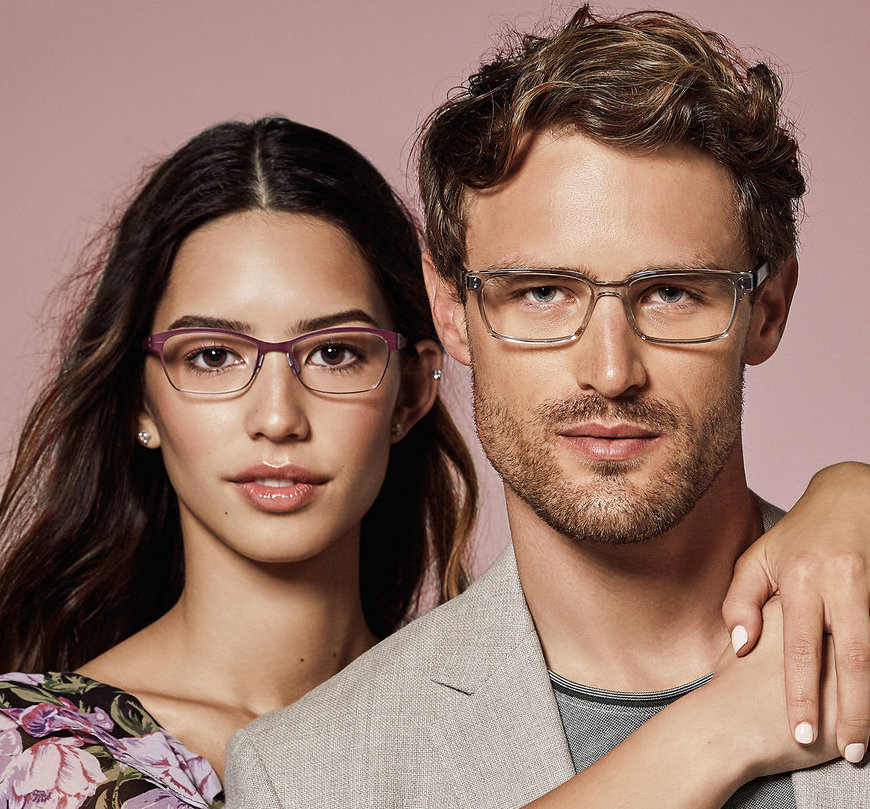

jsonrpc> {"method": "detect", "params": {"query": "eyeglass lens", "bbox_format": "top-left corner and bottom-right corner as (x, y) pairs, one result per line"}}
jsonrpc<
(479, 272), (739, 342)
(159, 330), (392, 394)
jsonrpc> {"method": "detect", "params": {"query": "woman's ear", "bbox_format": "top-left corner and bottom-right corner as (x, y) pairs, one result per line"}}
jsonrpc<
(745, 256), (798, 366)
(422, 251), (471, 367)
(136, 403), (162, 449)
(389, 339), (442, 444)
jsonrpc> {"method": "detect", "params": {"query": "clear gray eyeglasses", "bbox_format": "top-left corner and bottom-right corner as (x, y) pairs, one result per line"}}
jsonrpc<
(463, 262), (769, 345)
(143, 326), (407, 395)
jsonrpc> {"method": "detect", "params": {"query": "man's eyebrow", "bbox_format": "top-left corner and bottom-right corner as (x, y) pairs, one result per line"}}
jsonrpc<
(660, 256), (736, 272)
(479, 260), (580, 272)
(477, 261), (598, 279)
(477, 257), (737, 275)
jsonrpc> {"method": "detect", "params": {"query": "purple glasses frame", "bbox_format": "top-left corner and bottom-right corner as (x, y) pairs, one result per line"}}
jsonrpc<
(142, 326), (408, 395)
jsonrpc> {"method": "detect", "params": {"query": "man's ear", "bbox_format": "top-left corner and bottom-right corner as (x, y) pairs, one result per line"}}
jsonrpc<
(422, 251), (471, 367)
(745, 255), (798, 366)
(390, 339), (442, 444)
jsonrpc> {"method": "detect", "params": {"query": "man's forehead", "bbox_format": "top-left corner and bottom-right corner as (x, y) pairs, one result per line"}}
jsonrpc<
(463, 129), (746, 276)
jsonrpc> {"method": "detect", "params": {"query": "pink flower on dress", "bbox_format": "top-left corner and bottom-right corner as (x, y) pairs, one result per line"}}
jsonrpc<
(165, 737), (221, 805)
(2, 736), (104, 809)
(121, 788), (192, 809)
(16, 699), (114, 739)
(110, 734), (212, 808)
(0, 712), (24, 785)
(0, 673), (46, 687)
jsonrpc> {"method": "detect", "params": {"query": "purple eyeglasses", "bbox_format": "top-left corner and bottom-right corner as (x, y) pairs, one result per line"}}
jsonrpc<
(143, 326), (407, 395)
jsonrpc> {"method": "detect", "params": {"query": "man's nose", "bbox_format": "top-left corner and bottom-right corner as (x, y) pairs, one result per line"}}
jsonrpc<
(571, 292), (648, 398)
(243, 351), (311, 442)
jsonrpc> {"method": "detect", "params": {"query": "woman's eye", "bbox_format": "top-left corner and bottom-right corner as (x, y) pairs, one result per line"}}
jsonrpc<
(309, 344), (358, 367)
(188, 347), (239, 370)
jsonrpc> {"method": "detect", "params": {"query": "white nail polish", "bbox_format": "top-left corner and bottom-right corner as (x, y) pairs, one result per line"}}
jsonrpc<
(844, 743), (866, 763)
(794, 722), (814, 745)
(731, 625), (748, 654)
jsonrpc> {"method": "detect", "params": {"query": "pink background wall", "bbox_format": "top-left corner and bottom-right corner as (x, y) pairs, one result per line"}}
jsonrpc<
(3, 1), (868, 570)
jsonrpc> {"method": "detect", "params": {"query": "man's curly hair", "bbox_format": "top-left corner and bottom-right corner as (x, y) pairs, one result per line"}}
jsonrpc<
(418, 5), (806, 296)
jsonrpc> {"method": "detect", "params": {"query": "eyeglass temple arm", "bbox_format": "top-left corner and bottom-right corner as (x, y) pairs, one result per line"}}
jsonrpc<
(739, 261), (770, 291)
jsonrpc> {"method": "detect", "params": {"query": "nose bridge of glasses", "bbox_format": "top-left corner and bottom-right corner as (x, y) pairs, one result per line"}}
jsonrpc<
(251, 339), (303, 386)
(584, 285), (637, 331)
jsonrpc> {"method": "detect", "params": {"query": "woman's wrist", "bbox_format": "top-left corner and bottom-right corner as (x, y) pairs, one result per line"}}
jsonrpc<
(526, 679), (755, 809)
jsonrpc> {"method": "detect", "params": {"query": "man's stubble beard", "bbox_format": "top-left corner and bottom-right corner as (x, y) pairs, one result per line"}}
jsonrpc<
(471, 365), (745, 545)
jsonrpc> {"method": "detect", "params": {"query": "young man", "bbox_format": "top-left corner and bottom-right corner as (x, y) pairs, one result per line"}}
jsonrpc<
(226, 9), (870, 807)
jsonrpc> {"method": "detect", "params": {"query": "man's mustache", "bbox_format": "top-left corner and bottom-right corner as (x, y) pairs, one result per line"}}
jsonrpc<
(537, 394), (683, 433)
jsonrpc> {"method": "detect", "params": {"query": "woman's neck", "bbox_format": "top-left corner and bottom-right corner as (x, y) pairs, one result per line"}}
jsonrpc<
(77, 523), (377, 777)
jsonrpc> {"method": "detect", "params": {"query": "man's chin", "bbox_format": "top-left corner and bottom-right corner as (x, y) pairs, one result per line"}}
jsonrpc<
(527, 483), (689, 545)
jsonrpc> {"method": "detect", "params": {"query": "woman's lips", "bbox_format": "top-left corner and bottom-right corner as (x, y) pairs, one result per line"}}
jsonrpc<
(231, 464), (328, 513)
(558, 423), (661, 461)
(235, 480), (321, 512)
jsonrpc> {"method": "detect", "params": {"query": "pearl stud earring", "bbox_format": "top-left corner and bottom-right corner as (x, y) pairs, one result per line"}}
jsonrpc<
(136, 430), (151, 446)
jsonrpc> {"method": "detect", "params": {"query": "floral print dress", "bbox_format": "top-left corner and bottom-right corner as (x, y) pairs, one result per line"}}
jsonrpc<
(0, 672), (223, 809)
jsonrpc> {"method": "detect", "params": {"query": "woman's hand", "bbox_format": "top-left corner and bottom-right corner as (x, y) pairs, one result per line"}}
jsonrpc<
(528, 599), (839, 809)
(722, 461), (870, 762)
(709, 598), (839, 780)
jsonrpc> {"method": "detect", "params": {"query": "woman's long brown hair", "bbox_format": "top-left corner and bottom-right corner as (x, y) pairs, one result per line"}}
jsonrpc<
(0, 117), (477, 670)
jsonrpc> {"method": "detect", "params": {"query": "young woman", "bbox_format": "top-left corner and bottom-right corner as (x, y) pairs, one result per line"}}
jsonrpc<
(0, 117), (476, 808)
(0, 118), (866, 809)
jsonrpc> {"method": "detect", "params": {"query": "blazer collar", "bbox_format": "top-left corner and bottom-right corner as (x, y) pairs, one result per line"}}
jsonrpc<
(429, 543), (537, 694)
(426, 543), (576, 806)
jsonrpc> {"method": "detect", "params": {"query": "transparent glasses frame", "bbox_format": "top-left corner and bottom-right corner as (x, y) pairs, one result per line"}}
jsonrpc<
(463, 262), (769, 345)
(143, 326), (408, 395)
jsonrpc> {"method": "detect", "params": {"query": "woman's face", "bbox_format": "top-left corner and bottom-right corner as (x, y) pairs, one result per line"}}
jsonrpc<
(140, 210), (411, 566)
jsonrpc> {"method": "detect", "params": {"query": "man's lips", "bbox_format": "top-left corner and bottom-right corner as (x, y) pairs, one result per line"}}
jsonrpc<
(558, 422), (662, 460)
(559, 422), (661, 440)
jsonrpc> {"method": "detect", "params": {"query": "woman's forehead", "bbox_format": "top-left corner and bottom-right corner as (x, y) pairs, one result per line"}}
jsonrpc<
(154, 211), (393, 335)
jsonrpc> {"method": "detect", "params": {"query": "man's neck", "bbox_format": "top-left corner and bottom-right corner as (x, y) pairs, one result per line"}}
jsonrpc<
(510, 455), (764, 692)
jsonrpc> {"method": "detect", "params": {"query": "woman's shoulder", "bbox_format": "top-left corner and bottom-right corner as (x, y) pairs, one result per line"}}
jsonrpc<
(0, 671), (224, 809)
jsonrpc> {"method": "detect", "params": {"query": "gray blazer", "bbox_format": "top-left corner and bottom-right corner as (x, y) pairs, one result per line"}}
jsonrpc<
(225, 543), (868, 808)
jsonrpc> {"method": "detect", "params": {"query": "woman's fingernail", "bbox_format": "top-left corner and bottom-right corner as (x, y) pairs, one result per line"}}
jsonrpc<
(731, 625), (748, 654)
(844, 743), (866, 763)
(794, 722), (814, 745)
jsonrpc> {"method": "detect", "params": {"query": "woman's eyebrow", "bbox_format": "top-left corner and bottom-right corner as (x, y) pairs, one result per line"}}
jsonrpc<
(292, 309), (378, 333)
(167, 315), (251, 332)
(166, 309), (379, 336)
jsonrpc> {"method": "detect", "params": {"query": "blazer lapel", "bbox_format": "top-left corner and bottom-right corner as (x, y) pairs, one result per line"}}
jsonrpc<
(426, 545), (575, 807)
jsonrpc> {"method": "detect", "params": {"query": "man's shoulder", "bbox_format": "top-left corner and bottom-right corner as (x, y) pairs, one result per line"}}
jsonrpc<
(756, 495), (785, 531)
(792, 758), (870, 808)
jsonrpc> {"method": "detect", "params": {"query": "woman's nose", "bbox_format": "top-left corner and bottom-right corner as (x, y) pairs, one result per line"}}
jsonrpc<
(243, 351), (311, 442)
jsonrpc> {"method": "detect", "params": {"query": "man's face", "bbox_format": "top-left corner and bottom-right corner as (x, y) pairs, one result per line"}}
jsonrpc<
(456, 130), (765, 544)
